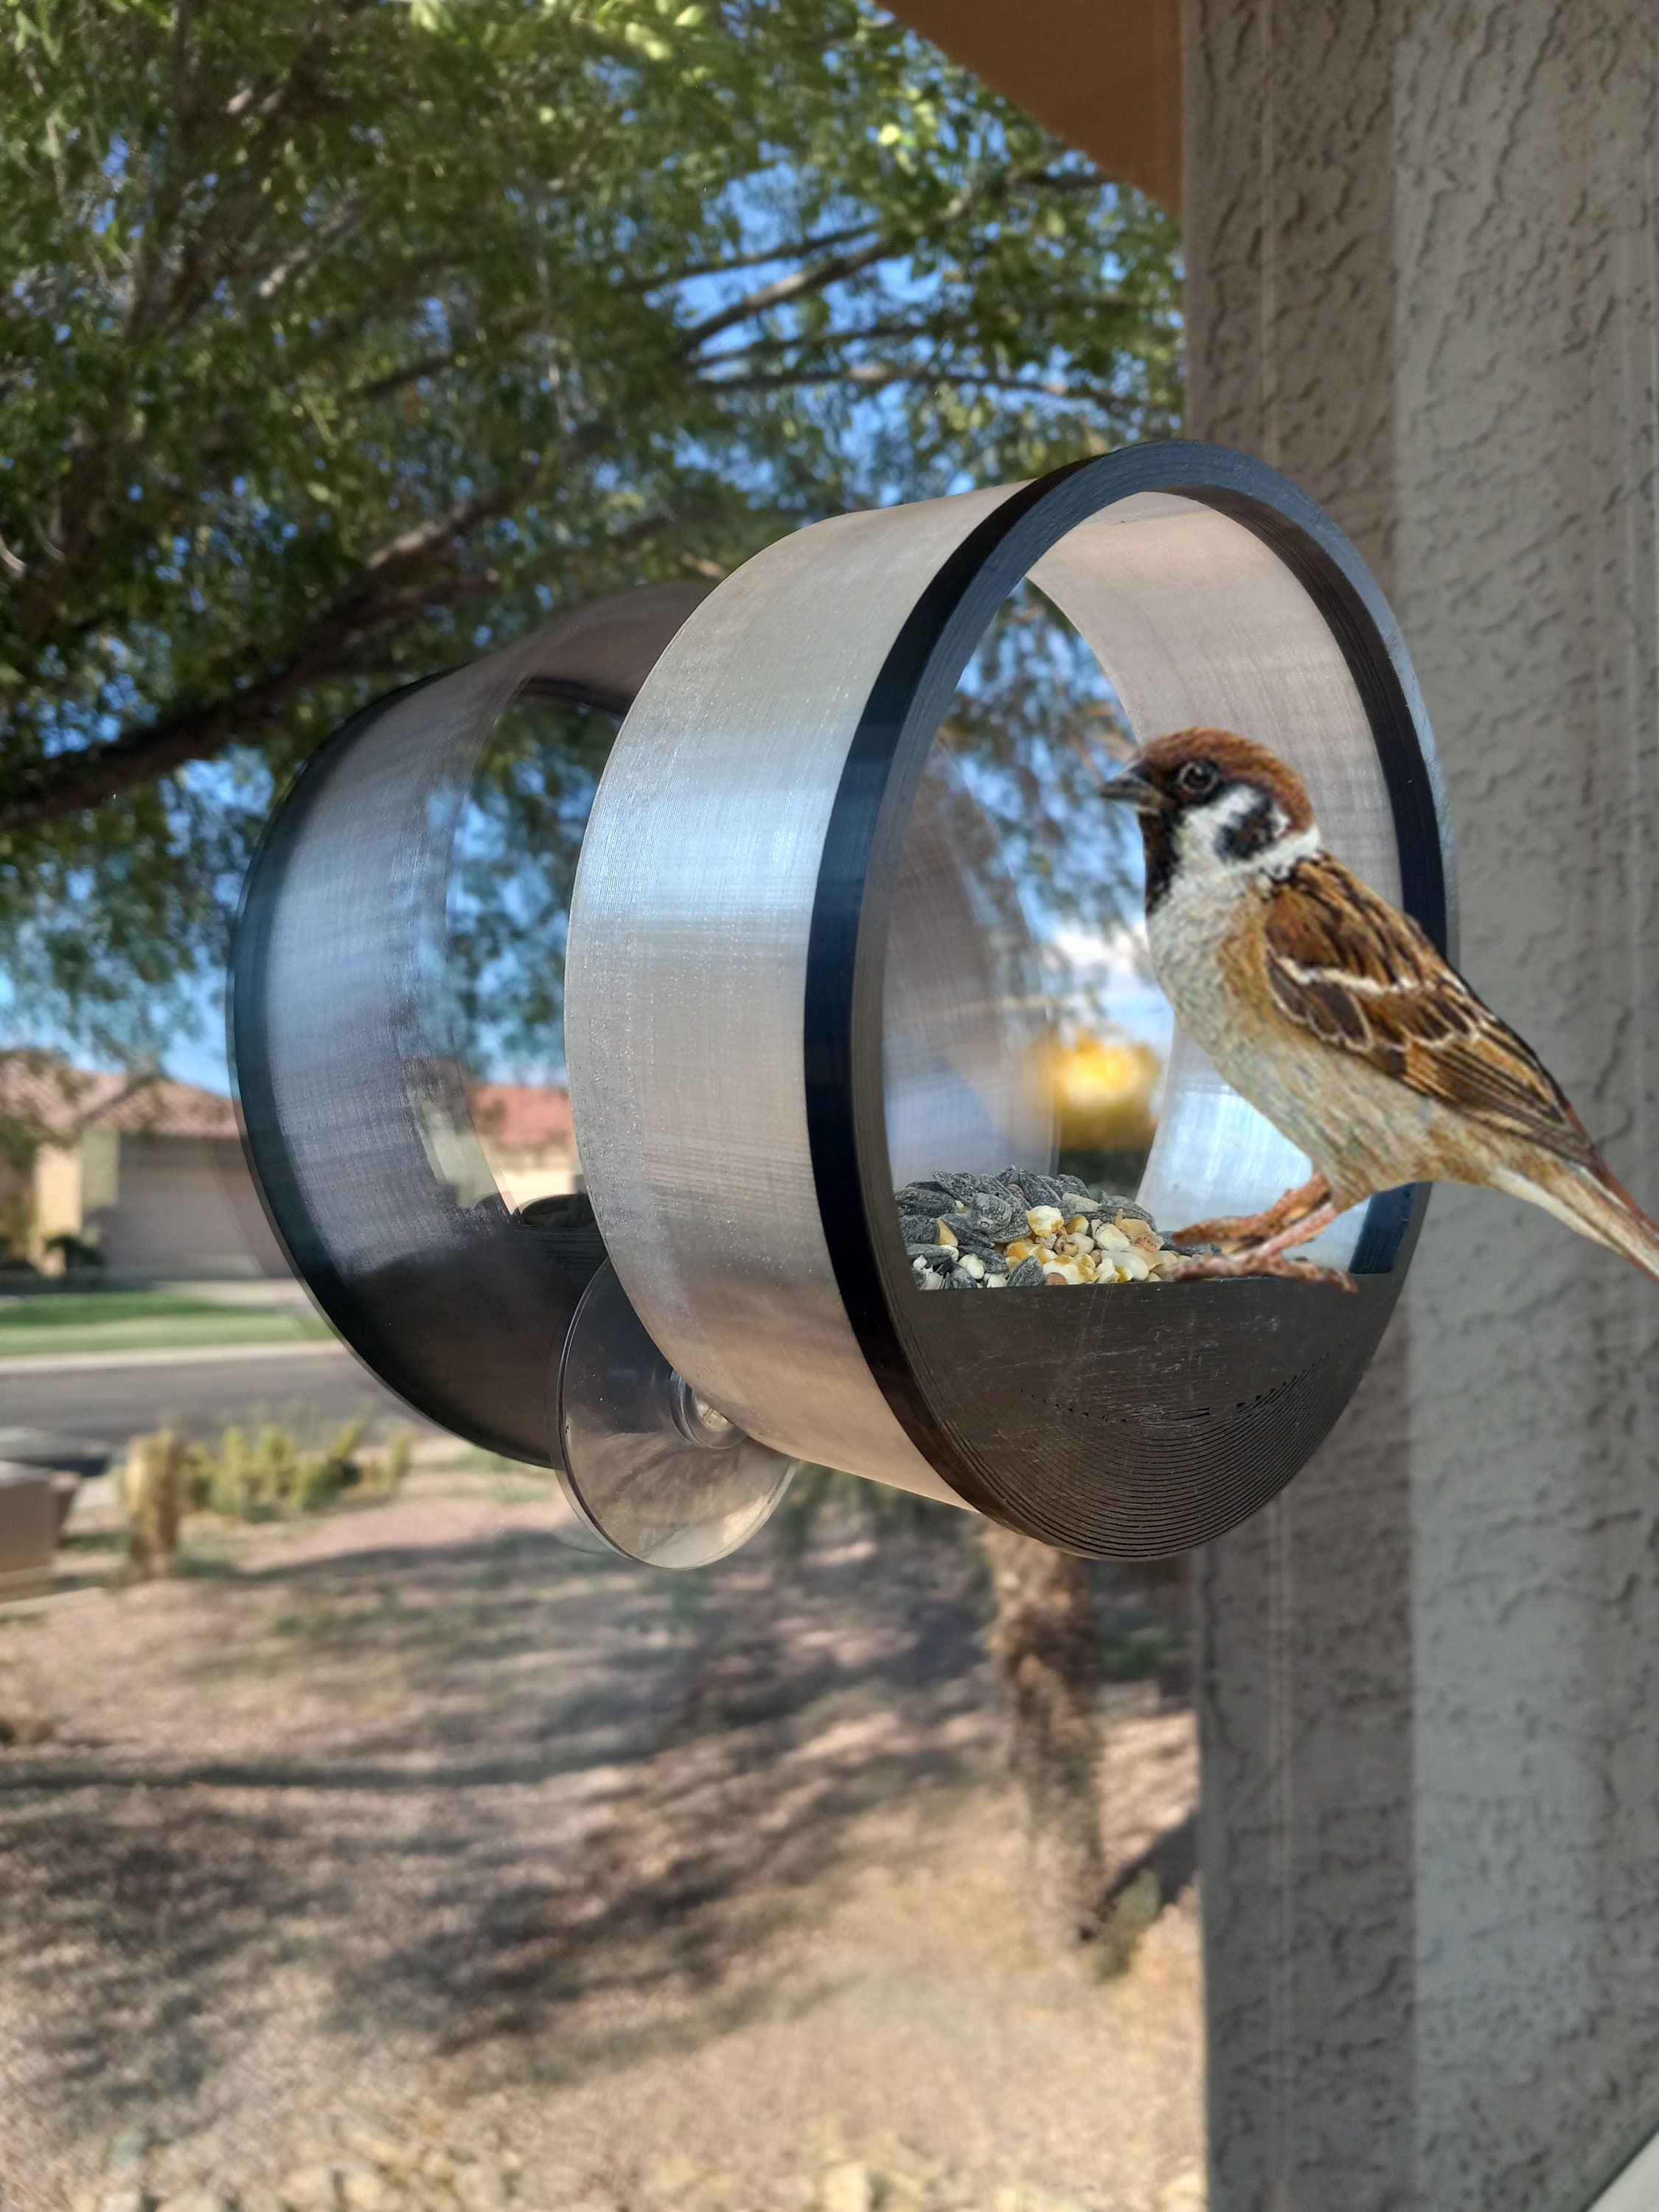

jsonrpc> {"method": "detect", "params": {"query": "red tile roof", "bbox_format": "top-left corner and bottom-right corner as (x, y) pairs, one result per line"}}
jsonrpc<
(0, 1052), (237, 1141)
(467, 1083), (576, 1152)
(1, 1057), (577, 1154)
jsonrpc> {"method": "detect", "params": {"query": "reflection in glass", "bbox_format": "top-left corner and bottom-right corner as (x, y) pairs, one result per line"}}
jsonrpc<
(884, 586), (1173, 1258)
(444, 693), (614, 1217)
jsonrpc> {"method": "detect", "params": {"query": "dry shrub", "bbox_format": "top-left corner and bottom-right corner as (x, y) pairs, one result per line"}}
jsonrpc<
(122, 1430), (186, 1578)
(181, 1421), (412, 1520)
(121, 1424), (412, 1558)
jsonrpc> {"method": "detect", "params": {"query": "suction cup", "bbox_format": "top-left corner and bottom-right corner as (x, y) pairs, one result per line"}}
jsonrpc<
(556, 1261), (798, 1568)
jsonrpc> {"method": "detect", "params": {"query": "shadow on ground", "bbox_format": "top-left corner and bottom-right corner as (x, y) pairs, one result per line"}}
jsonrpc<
(0, 1490), (1202, 2212)
(1, 1514), (993, 2116)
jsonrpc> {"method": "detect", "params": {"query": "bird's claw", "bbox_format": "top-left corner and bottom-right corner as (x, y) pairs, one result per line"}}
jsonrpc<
(1167, 1251), (1357, 1293)
(1172, 1215), (1251, 1249)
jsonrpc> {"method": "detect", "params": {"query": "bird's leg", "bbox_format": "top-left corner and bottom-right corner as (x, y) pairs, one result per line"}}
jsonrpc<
(1173, 1174), (1333, 1253)
(1168, 1186), (1356, 1291)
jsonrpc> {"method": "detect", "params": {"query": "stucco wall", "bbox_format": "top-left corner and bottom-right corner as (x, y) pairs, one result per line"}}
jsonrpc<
(1186, 3), (1659, 2205)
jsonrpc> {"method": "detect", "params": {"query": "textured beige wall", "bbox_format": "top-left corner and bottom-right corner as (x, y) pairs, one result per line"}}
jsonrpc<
(1186, 4), (1659, 2206)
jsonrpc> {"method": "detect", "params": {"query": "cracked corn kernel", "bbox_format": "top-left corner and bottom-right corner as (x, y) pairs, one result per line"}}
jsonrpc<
(1043, 1259), (1086, 1284)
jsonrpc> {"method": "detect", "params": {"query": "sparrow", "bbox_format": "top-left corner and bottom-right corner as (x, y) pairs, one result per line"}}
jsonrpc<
(1102, 726), (1659, 1291)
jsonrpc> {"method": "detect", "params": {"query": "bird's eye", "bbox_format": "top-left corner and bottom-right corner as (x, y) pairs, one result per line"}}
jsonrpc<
(1174, 759), (1222, 801)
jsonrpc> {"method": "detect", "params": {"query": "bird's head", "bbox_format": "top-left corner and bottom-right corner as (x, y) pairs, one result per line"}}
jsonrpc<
(1102, 727), (1321, 910)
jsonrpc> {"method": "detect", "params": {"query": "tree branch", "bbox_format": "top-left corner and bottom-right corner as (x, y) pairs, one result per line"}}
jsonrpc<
(675, 159), (1104, 357)
(0, 477), (528, 836)
(351, 346), (472, 404)
(699, 319), (947, 364)
(701, 362), (1122, 403)
(700, 298), (1138, 369)
(633, 221), (881, 292)
(677, 234), (899, 352)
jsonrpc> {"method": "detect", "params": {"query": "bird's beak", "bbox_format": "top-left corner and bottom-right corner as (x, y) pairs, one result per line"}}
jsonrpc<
(1099, 765), (1164, 815)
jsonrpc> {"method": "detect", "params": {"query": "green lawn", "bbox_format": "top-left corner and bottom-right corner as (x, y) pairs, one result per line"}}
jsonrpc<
(0, 1291), (333, 1357)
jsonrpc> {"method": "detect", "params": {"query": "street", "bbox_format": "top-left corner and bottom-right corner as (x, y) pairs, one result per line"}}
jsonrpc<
(0, 1342), (445, 1460)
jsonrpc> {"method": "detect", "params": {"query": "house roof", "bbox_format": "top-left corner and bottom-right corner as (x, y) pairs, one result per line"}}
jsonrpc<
(467, 1082), (576, 1152)
(0, 1052), (237, 1141)
(1, 1055), (577, 1154)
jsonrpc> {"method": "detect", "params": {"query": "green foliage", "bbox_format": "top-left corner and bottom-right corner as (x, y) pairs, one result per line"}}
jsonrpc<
(179, 1418), (412, 1518)
(40, 1227), (102, 1270)
(445, 696), (613, 1068)
(0, 0), (1180, 1057)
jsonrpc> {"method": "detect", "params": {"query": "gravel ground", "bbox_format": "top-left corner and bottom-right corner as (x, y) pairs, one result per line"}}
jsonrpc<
(0, 1475), (1203, 2212)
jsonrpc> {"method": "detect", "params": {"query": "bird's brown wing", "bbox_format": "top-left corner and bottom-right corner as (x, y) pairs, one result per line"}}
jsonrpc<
(1261, 854), (1601, 1169)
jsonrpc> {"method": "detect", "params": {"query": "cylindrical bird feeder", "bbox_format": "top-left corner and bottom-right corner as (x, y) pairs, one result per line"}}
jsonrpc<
(234, 442), (1452, 1566)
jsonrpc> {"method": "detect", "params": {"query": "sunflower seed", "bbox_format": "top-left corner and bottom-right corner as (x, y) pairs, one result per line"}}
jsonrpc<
(963, 1183), (1023, 1234)
(1102, 1194), (1157, 1225)
(950, 1222), (1004, 1262)
(1019, 1173), (1074, 1211)
(896, 1182), (954, 1214)
(928, 1169), (985, 1203)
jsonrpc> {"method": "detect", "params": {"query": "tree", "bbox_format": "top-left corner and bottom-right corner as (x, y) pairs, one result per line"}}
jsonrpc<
(983, 1524), (1110, 1949)
(1, 0), (1179, 1057)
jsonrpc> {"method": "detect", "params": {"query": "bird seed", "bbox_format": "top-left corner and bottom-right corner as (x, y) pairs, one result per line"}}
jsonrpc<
(895, 1167), (1192, 1290)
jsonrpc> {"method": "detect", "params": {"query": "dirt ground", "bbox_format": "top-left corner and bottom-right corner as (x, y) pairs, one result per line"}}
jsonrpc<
(0, 1472), (1203, 2212)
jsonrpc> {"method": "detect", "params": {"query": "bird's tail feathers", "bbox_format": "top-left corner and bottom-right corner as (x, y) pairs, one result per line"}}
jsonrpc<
(1500, 1154), (1659, 1286)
